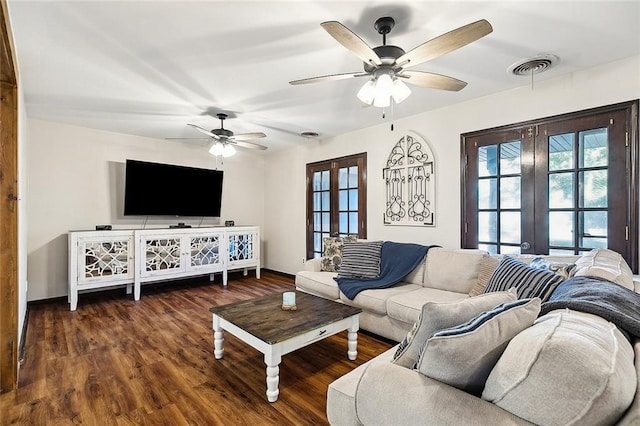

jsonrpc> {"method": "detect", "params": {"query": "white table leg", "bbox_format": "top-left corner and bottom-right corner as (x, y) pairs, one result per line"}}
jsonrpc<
(213, 315), (225, 359)
(347, 316), (359, 361)
(264, 348), (282, 402)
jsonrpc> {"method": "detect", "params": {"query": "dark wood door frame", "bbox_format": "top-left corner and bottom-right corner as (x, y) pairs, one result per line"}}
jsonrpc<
(0, 0), (19, 393)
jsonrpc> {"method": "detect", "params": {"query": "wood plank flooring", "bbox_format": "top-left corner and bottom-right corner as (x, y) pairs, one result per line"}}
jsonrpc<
(0, 271), (393, 425)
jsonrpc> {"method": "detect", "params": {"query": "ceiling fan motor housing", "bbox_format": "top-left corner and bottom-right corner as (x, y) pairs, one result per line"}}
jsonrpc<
(364, 45), (406, 72)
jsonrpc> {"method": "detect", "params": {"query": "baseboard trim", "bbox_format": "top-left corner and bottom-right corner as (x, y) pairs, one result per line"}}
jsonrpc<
(18, 304), (29, 363)
(261, 268), (295, 280)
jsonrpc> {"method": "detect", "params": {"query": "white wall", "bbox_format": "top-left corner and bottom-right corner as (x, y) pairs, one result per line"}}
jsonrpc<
(263, 55), (640, 275)
(26, 119), (265, 300)
(18, 80), (28, 346)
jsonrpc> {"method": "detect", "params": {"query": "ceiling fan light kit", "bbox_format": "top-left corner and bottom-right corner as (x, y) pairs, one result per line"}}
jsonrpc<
(290, 16), (493, 108)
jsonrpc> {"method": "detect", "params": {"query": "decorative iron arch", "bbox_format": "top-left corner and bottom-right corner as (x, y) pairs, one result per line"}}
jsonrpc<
(383, 131), (436, 226)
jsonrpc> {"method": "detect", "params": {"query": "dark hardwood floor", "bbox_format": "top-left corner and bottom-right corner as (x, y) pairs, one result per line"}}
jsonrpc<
(0, 271), (393, 425)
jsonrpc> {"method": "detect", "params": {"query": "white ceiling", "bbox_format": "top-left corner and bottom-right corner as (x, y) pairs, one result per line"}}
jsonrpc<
(7, 1), (640, 154)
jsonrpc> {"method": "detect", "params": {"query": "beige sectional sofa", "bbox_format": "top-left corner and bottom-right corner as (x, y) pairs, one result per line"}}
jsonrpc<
(294, 246), (640, 425)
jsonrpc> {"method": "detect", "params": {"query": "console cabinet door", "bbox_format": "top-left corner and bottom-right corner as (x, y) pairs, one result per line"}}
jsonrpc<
(139, 234), (185, 278)
(227, 228), (260, 269)
(185, 231), (225, 273)
(76, 235), (134, 286)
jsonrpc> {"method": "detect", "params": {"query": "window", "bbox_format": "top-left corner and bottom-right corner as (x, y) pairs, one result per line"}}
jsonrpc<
(306, 153), (367, 259)
(461, 101), (638, 271)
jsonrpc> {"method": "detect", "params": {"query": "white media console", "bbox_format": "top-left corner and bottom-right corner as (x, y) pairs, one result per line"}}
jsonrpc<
(68, 226), (260, 311)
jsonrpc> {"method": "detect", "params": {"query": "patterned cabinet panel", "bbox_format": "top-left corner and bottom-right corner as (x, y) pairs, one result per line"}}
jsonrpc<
(76, 234), (135, 285)
(227, 227), (260, 269)
(139, 235), (184, 277)
(187, 231), (225, 271)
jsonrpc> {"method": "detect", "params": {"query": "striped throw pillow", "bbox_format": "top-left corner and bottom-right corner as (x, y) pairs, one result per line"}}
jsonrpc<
(483, 256), (564, 301)
(338, 240), (383, 279)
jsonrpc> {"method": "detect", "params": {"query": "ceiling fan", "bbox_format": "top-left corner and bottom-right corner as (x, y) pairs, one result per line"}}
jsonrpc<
(170, 113), (268, 157)
(290, 17), (493, 107)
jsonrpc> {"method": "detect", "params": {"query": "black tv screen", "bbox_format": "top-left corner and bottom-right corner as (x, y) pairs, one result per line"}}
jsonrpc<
(124, 159), (223, 217)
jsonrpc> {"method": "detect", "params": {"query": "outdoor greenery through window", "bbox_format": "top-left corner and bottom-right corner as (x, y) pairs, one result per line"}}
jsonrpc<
(461, 101), (638, 271)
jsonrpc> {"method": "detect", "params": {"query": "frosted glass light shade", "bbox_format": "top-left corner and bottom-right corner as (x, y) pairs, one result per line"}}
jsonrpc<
(392, 79), (411, 104)
(222, 143), (236, 157)
(357, 80), (376, 105)
(209, 142), (224, 156)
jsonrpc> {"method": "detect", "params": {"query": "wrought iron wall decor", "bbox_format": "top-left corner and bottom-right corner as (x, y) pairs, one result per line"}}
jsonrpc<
(383, 131), (436, 226)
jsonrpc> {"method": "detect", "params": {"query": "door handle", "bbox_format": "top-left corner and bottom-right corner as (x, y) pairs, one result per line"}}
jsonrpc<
(520, 242), (531, 250)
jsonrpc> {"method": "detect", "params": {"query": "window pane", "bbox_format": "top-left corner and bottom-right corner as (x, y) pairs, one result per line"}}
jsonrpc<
(349, 189), (358, 210)
(478, 212), (497, 242)
(500, 142), (521, 175)
(580, 128), (608, 168)
(500, 245), (521, 255)
(479, 145), (497, 177)
(580, 170), (607, 208)
(321, 170), (330, 190)
(349, 166), (358, 188)
(549, 173), (574, 208)
(549, 249), (576, 256)
(349, 213), (358, 233)
(549, 133), (574, 171)
(322, 213), (330, 232)
(500, 212), (521, 244)
(322, 192), (330, 210)
(339, 190), (347, 210)
(478, 244), (498, 254)
(339, 213), (348, 234)
(478, 178), (497, 209)
(313, 213), (321, 231)
(549, 211), (574, 247)
(314, 232), (322, 253)
(313, 192), (321, 211)
(338, 167), (348, 189)
(500, 177), (521, 209)
(581, 211), (607, 248)
(313, 172), (322, 191)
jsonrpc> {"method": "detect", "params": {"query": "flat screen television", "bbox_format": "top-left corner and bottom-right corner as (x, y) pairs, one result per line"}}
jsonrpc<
(124, 159), (223, 217)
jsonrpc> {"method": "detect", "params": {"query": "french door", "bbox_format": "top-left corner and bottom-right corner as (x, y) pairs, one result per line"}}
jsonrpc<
(306, 153), (367, 259)
(462, 101), (638, 271)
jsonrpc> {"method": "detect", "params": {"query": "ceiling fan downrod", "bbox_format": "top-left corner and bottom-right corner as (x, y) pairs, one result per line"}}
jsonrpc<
(374, 16), (395, 46)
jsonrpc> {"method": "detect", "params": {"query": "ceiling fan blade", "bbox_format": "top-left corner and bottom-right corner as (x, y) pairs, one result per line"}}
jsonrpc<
(187, 123), (220, 139)
(398, 71), (467, 91)
(321, 21), (383, 67)
(228, 140), (268, 151)
(290, 71), (369, 85)
(396, 19), (493, 68)
(231, 132), (266, 141)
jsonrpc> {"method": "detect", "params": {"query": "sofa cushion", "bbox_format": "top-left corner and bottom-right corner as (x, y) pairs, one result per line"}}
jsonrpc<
(469, 255), (501, 296)
(386, 287), (471, 325)
(483, 310), (637, 426)
(321, 235), (357, 272)
(338, 240), (384, 278)
(424, 248), (488, 293)
(484, 256), (564, 301)
(416, 298), (541, 395)
(403, 255), (427, 285)
(392, 289), (517, 369)
(295, 270), (340, 300)
(339, 283), (422, 315)
(574, 248), (634, 290)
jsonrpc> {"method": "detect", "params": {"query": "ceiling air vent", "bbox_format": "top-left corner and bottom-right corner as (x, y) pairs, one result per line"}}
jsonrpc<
(508, 54), (559, 76)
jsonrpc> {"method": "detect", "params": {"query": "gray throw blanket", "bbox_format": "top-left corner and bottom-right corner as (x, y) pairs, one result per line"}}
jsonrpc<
(540, 276), (640, 338)
(335, 242), (434, 300)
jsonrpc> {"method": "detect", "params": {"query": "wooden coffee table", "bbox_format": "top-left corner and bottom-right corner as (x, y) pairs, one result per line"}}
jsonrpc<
(210, 291), (362, 402)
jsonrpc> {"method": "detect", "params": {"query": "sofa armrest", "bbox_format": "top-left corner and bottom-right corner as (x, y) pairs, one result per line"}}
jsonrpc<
(303, 257), (323, 272)
(355, 362), (532, 425)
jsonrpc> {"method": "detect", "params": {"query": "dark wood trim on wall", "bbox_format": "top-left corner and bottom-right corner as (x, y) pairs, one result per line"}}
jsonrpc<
(0, 0), (18, 393)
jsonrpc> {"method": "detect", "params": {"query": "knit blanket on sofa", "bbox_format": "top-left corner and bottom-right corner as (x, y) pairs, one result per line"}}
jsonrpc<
(335, 242), (435, 300)
(540, 276), (640, 338)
